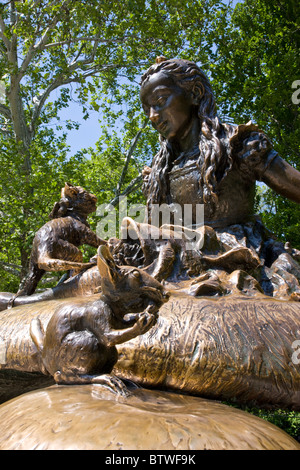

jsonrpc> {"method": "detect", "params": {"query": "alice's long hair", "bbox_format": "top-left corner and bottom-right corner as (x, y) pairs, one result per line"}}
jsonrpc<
(140, 58), (233, 217)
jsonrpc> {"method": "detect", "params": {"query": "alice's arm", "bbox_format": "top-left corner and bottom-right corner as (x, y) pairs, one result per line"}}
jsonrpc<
(262, 155), (300, 204)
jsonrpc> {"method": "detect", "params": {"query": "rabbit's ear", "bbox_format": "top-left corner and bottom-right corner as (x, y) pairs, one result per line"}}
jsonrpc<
(97, 245), (121, 288)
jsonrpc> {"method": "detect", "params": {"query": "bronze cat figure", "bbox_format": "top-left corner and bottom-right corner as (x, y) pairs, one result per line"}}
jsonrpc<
(9, 183), (106, 307)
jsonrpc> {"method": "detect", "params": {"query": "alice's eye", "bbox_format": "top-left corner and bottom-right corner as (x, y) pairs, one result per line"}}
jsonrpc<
(130, 270), (140, 280)
(156, 97), (167, 106)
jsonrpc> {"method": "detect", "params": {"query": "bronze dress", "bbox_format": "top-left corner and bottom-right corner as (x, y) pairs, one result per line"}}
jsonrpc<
(112, 122), (300, 301)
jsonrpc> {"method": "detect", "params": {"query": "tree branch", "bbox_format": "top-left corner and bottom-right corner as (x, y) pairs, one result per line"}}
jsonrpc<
(0, 261), (21, 277)
(0, 13), (11, 50)
(0, 103), (11, 120)
(34, 0), (73, 50)
(31, 63), (120, 128)
(116, 121), (148, 197)
(44, 35), (135, 51)
(8, 1), (18, 65)
(18, 44), (35, 77)
(45, 37), (108, 49)
(31, 76), (71, 128)
(17, 0), (73, 82)
(108, 174), (143, 209)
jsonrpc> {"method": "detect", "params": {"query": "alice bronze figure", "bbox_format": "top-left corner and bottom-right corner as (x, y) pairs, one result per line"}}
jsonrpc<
(132, 57), (300, 300)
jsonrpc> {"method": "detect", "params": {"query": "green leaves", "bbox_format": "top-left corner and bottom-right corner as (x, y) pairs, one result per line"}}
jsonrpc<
(210, 0), (300, 246)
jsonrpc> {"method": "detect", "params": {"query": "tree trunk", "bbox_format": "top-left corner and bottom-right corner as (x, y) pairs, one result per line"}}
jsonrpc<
(7, 79), (34, 279)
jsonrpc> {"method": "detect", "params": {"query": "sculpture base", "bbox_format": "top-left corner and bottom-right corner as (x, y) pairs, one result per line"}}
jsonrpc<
(0, 383), (299, 450)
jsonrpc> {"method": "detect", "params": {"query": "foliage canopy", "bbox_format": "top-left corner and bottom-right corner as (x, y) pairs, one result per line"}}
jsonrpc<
(210, 0), (300, 246)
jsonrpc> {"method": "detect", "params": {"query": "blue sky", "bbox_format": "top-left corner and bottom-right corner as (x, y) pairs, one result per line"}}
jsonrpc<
(59, 0), (243, 157)
(58, 103), (101, 157)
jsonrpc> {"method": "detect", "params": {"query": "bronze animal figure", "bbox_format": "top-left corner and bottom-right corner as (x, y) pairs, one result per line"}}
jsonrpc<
(29, 245), (169, 395)
(9, 183), (106, 307)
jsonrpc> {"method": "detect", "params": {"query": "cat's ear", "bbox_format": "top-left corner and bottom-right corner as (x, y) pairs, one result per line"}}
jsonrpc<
(97, 245), (121, 287)
(61, 182), (77, 200)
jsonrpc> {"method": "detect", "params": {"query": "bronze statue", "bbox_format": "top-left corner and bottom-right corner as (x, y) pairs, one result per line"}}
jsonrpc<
(2, 283), (298, 409)
(0, 57), (299, 449)
(5, 58), (300, 304)
(8, 183), (106, 307)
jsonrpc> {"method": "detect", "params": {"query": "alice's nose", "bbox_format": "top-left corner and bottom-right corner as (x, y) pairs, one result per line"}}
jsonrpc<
(149, 107), (159, 123)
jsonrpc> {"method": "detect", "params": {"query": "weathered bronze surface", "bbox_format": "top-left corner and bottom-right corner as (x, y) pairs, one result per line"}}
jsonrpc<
(0, 264), (101, 312)
(0, 384), (299, 450)
(116, 294), (300, 409)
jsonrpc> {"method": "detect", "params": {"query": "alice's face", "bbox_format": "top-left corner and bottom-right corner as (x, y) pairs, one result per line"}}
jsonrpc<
(140, 71), (195, 141)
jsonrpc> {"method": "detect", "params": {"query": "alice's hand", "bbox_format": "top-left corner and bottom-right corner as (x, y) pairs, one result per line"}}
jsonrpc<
(134, 304), (158, 335)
